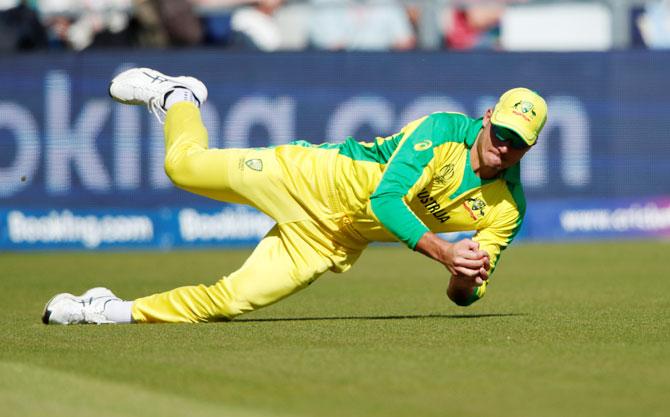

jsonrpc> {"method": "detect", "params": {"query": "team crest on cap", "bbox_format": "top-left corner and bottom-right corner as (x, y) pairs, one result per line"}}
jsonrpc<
(512, 101), (537, 121)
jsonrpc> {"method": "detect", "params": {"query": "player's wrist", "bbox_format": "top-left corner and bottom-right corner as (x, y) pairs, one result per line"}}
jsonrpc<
(415, 232), (454, 267)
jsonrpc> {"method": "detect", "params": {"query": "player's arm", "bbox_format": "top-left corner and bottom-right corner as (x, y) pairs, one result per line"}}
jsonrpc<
(415, 232), (489, 281)
(445, 242), (496, 307)
(416, 232), (490, 306)
(447, 271), (489, 306)
(369, 116), (433, 248)
(370, 115), (489, 275)
(446, 199), (524, 306)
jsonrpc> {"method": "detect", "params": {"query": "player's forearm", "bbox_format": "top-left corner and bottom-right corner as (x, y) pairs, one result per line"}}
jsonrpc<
(370, 196), (429, 249)
(414, 231), (452, 262)
(419, 233), (488, 306)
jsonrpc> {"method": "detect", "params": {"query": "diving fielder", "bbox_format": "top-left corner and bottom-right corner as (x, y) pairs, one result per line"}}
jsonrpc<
(42, 68), (547, 324)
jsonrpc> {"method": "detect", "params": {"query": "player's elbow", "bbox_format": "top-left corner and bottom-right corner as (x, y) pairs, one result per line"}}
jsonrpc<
(448, 290), (477, 307)
(447, 284), (485, 307)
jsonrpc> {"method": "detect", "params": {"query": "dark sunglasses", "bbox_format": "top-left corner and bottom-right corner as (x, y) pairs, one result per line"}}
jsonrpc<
(492, 125), (530, 150)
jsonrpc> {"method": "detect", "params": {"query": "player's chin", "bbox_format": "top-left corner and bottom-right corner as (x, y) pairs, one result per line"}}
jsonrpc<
(487, 157), (503, 170)
(499, 156), (521, 171)
(485, 151), (501, 166)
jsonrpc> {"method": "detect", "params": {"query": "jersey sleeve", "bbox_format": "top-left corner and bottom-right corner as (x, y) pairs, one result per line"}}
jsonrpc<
(473, 183), (525, 275)
(369, 116), (439, 249)
(462, 178), (525, 305)
(463, 209), (520, 305)
(474, 226), (514, 276)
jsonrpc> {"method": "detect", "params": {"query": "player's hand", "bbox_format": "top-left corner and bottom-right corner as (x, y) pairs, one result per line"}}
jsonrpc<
(445, 239), (490, 280)
(453, 268), (488, 287)
(415, 233), (490, 280)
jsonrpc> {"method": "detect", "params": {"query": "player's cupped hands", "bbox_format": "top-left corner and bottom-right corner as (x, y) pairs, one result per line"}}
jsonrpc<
(415, 233), (490, 284)
(445, 239), (490, 285)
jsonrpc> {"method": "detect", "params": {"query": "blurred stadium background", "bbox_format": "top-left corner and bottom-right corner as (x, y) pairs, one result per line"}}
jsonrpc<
(2, 0), (670, 251)
(1, 2), (669, 417)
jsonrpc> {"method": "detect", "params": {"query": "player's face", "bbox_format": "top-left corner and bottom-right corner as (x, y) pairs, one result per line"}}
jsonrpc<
(480, 110), (531, 172)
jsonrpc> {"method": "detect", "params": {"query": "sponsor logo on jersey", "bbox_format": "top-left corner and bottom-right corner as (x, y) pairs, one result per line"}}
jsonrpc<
(463, 197), (486, 220)
(512, 100), (537, 122)
(417, 189), (450, 223)
(433, 163), (455, 185)
(245, 159), (263, 171)
(413, 139), (432, 151)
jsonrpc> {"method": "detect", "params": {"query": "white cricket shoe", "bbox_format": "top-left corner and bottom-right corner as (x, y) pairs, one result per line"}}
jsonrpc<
(109, 67), (208, 123)
(42, 287), (120, 325)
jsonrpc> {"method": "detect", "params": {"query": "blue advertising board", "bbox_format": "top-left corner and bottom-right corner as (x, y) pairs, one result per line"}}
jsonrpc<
(1, 50), (669, 250)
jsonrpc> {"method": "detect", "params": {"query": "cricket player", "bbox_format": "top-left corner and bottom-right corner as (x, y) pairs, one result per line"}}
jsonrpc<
(42, 68), (547, 325)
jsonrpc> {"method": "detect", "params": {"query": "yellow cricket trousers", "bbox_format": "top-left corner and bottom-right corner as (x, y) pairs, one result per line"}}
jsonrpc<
(131, 103), (368, 323)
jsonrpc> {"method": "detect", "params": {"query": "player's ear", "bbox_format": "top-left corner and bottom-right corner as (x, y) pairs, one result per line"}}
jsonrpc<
(483, 108), (493, 124)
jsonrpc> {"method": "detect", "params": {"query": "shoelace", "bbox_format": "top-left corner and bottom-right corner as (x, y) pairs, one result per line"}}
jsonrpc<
(63, 308), (109, 325)
(81, 297), (117, 324)
(82, 309), (115, 324)
(148, 97), (167, 125)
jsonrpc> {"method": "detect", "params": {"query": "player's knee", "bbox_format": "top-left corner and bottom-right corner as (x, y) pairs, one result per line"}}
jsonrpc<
(164, 154), (194, 188)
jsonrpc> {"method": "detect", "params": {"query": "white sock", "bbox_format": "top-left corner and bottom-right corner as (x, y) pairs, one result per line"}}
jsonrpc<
(164, 87), (199, 109)
(102, 299), (134, 324)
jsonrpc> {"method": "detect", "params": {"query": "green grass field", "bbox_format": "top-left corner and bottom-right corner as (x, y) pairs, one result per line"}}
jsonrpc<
(1, 240), (668, 417)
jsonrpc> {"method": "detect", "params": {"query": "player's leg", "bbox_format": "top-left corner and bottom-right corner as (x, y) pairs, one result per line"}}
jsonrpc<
(109, 67), (248, 205)
(159, 102), (278, 206)
(161, 102), (324, 226)
(130, 222), (347, 323)
(109, 67), (308, 219)
(42, 221), (356, 324)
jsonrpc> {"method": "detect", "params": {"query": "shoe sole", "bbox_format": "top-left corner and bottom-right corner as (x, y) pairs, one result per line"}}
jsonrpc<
(41, 293), (75, 325)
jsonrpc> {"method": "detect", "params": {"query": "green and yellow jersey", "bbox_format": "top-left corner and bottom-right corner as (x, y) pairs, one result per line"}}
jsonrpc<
(133, 104), (525, 323)
(328, 112), (525, 277)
